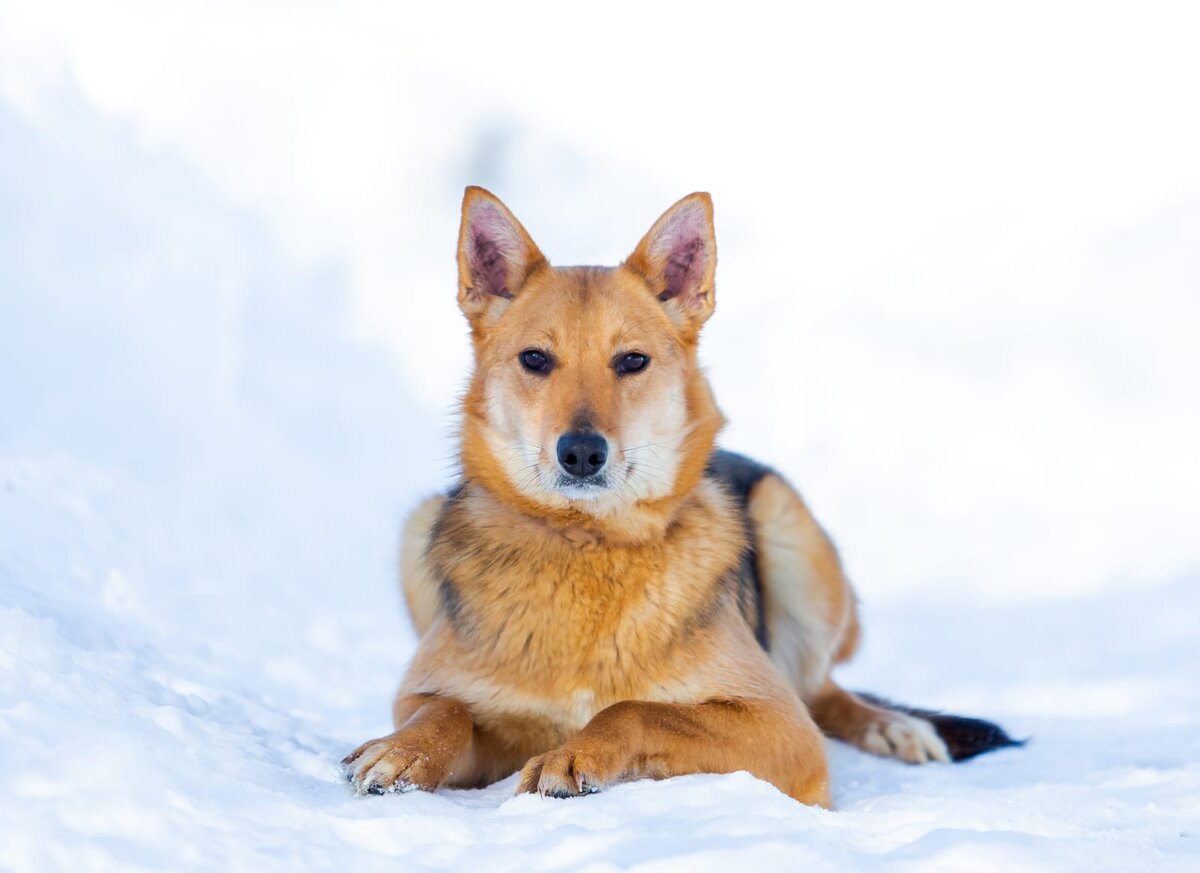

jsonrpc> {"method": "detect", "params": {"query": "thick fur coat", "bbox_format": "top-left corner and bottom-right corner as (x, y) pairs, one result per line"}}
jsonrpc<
(342, 189), (1017, 806)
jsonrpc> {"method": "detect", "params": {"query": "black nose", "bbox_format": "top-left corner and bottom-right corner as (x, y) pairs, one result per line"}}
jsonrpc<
(556, 431), (608, 478)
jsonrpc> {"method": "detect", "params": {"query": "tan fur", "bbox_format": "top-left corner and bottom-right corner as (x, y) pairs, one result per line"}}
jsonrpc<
(400, 495), (445, 637)
(807, 683), (950, 764)
(745, 475), (949, 762)
(747, 473), (856, 700)
(342, 188), (943, 808)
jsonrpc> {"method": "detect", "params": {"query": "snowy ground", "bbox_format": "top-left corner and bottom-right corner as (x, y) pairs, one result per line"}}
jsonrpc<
(3, 4), (1200, 871)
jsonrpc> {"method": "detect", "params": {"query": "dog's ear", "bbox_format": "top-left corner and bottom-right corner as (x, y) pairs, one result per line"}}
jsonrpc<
(457, 187), (546, 325)
(625, 192), (717, 331)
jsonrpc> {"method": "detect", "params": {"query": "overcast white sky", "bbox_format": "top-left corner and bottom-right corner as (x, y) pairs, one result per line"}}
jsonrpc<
(4, 2), (1198, 386)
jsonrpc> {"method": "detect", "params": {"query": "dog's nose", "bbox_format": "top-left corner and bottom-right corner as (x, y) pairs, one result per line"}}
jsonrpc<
(556, 431), (608, 478)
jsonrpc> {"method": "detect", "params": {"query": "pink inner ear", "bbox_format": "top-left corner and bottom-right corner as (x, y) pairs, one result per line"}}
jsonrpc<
(468, 203), (519, 299)
(654, 207), (710, 302)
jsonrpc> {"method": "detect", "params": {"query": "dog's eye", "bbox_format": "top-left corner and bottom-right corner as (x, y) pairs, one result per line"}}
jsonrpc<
(615, 352), (649, 375)
(519, 349), (551, 374)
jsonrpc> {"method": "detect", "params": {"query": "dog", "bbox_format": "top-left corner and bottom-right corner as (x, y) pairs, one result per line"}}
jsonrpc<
(341, 188), (1018, 807)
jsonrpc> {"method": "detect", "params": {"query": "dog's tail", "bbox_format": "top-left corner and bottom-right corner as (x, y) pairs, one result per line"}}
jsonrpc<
(856, 691), (1024, 762)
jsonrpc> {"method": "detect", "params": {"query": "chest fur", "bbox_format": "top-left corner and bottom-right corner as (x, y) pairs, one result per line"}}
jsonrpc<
(425, 483), (748, 705)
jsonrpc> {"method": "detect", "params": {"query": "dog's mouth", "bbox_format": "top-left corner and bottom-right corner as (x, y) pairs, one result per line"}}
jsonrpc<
(554, 473), (611, 500)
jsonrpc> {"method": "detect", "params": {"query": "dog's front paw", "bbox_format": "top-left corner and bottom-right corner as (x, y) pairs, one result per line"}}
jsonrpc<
(516, 743), (625, 798)
(341, 733), (445, 795)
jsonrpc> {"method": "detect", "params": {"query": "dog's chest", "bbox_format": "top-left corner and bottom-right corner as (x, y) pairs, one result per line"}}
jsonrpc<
(423, 485), (748, 729)
(457, 543), (688, 682)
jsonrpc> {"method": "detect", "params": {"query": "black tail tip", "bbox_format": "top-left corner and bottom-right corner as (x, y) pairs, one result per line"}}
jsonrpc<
(923, 712), (1026, 762)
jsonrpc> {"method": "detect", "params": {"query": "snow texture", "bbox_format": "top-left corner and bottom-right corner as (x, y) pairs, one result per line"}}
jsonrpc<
(2, 4), (1199, 871)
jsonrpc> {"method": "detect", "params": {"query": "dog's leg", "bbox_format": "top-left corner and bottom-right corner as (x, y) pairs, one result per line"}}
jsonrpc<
(342, 693), (474, 794)
(807, 681), (950, 764)
(748, 477), (1017, 765)
(745, 473), (859, 701)
(516, 698), (831, 807)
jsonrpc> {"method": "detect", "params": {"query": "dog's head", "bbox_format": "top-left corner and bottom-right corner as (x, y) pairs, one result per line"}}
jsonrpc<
(455, 187), (724, 537)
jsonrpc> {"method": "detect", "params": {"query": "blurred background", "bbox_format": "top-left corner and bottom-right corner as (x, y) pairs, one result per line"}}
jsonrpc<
(5, 1), (1197, 609)
(3, 2), (1199, 867)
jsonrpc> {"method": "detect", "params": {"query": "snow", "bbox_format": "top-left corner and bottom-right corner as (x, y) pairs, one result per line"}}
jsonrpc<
(2, 4), (1200, 870)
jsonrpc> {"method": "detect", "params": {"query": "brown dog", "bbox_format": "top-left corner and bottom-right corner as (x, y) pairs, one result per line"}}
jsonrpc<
(342, 188), (1017, 806)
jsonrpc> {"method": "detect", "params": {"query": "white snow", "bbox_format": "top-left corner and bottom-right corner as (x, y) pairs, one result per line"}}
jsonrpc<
(2, 4), (1199, 871)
